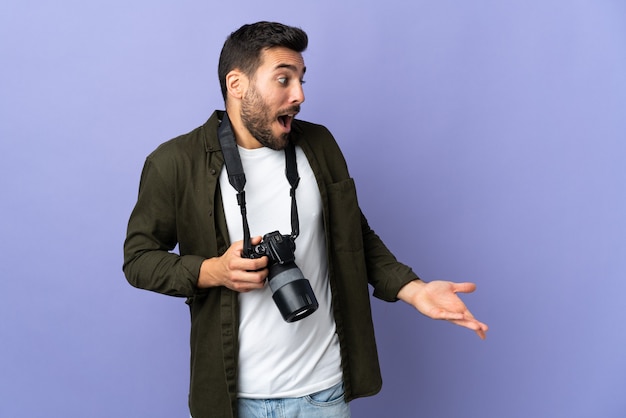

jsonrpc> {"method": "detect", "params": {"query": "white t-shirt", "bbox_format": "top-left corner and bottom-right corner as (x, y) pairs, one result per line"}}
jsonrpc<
(219, 144), (343, 399)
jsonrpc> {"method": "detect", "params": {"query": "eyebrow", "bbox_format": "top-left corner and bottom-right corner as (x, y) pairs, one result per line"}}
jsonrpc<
(275, 63), (307, 76)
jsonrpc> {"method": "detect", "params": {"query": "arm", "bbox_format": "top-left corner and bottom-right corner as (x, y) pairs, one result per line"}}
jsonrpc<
(360, 214), (487, 339)
(297, 124), (487, 337)
(123, 156), (268, 296)
(123, 157), (204, 297)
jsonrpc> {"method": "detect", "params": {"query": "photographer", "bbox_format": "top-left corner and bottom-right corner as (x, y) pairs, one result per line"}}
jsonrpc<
(123, 21), (488, 418)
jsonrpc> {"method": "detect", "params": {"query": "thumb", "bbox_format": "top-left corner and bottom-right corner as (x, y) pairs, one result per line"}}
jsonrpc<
(453, 282), (477, 294)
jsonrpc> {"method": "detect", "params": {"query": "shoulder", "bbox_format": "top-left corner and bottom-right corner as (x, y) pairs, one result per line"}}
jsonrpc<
(292, 118), (350, 181)
(292, 118), (334, 140)
(292, 118), (342, 155)
(146, 111), (221, 166)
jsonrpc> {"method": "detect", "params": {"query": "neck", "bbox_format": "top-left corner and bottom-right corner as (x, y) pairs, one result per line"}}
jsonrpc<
(224, 105), (262, 149)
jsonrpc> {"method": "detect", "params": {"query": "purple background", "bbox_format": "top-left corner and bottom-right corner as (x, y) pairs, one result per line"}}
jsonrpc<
(1, 1), (625, 417)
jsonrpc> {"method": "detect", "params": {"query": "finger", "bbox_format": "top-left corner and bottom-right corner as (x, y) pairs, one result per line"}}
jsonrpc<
(450, 317), (489, 339)
(230, 237), (261, 255)
(248, 255), (268, 270)
(474, 321), (489, 339)
(430, 308), (465, 321)
(452, 282), (477, 294)
(463, 310), (488, 331)
(229, 269), (268, 292)
(235, 266), (268, 280)
(460, 310), (489, 332)
(231, 255), (268, 272)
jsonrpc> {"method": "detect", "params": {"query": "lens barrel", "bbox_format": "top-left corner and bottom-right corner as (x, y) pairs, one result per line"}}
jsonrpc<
(268, 263), (318, 322)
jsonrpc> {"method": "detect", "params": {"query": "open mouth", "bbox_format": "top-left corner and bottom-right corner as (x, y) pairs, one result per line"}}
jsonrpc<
(277, 114), (295, 131)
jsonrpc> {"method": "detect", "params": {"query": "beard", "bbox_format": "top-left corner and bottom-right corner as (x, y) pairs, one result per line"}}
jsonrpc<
(240, 85), (299, 151)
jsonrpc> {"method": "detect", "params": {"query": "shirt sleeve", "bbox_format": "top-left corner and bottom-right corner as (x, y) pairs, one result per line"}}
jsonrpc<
(122, 156), (205, 297)
(359, 212), (419, 302)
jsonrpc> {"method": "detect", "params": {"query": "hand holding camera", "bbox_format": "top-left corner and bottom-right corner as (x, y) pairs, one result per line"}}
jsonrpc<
(198, 236), (268, 292)
(198, 232), (318, 322)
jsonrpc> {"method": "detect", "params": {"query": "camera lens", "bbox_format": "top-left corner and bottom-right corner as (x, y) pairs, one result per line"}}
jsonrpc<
(268, 263), (318, 322)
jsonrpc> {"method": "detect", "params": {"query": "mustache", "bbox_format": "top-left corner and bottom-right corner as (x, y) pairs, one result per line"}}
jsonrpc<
(278, 105), (301, 116)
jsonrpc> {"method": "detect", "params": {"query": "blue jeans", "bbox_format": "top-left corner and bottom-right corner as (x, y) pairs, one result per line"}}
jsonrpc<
(237, 381), (351, 418)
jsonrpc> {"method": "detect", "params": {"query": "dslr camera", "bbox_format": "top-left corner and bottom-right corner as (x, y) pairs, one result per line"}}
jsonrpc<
(246, 231), (318, 322)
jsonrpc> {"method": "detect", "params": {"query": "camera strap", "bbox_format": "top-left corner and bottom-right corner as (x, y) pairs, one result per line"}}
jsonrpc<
(217, 113), (300, 257)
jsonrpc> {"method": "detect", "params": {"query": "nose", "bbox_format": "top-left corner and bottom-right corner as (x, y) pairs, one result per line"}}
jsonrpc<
(290, 83), (305, 105)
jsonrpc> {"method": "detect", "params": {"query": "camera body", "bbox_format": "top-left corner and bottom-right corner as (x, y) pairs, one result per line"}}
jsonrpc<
(248, 231), (296, 265)
(246, 231), (318, 322)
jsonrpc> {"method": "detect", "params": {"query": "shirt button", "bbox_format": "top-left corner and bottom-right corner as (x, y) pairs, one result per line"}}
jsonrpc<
(210, 168), (217, 175)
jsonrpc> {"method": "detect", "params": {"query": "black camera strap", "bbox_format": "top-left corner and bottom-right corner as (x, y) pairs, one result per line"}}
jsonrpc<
(285, 142), (300, 239)
(217, 113), (300, 257)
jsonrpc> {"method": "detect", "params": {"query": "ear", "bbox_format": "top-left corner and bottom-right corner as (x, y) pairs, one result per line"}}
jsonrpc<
(225, 70), (248, 100)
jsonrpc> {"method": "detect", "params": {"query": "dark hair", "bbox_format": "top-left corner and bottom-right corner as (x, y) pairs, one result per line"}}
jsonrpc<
(218, 21), (308, 101)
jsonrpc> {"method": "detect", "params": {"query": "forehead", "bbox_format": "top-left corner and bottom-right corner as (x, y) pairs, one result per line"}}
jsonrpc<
(258, 46), (306, 74)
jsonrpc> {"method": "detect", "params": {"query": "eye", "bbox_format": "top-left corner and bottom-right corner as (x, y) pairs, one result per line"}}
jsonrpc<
(277, 76), (306, 86)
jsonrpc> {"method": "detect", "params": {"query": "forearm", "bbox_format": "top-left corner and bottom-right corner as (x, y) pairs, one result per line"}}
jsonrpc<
(123, 248), (205, 297)
(361, 212), (420, 301)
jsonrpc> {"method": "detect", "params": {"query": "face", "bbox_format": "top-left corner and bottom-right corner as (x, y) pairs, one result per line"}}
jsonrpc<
(240, 47), (306, 150)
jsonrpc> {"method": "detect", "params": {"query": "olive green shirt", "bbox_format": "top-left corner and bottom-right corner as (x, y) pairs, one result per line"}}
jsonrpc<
(123, 110), (419, 418)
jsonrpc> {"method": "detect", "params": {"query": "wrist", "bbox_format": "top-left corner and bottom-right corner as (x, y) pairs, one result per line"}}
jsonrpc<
(198, 258), (220, 288)
(397, 279), (425, 303)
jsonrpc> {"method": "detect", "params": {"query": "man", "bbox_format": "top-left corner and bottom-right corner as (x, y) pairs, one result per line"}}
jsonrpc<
(123, 21), (488, 418)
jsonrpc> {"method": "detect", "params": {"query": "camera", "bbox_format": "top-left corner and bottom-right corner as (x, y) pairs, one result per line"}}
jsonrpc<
(246, 231), (318, 322)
